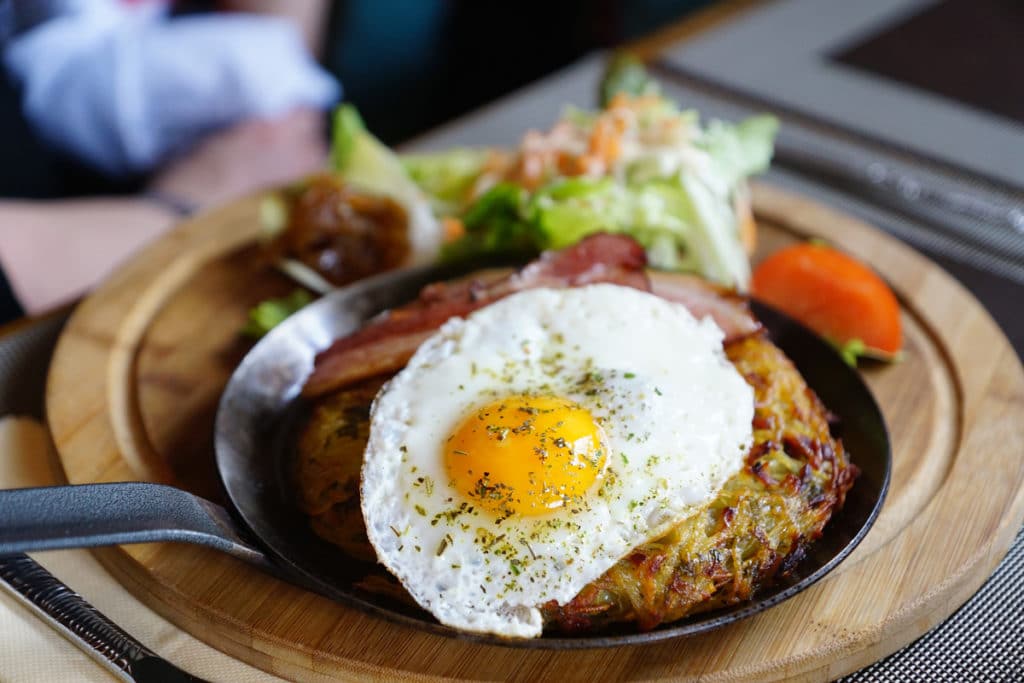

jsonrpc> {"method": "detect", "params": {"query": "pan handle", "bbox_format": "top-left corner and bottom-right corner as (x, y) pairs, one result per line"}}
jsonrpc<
(0, 482), (274, 571)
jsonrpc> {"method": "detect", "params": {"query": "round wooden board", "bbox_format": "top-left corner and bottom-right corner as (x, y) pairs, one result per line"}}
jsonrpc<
(46, 183), (1024, 682)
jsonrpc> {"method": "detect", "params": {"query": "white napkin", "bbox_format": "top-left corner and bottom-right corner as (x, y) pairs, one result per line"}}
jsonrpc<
(0, 416), (286, 682)
(3, 0), (340, 176)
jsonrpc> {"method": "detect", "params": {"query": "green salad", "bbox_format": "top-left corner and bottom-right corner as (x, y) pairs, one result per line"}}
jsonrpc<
(330, 56), (777, 290)
(252, 57), (778, 335)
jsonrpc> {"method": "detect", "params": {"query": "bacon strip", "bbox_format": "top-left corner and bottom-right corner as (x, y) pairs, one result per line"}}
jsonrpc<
(302, 234), (760, 397)
(303, 235), (650, 397)
(648, 272), (762, 342)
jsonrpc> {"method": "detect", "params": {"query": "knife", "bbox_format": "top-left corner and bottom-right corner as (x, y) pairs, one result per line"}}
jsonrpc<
(0, 553), (205, 682)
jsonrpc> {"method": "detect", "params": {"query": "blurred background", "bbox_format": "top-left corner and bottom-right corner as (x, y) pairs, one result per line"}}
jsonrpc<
(0, 0), (713, 199)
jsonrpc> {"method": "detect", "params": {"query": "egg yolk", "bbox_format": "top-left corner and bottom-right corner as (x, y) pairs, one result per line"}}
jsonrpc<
(445, 396), (607, 517)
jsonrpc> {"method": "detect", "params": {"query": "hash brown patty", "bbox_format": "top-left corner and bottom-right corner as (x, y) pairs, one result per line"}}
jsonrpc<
(294, 331), (857, 632)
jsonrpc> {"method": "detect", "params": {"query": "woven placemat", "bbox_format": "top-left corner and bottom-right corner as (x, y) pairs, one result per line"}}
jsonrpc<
(846, 530), (1024, 682)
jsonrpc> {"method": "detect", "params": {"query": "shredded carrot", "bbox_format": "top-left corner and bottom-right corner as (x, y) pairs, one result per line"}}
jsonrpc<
(609, 92), (631, 109)
(519, 155), (542, 188)
(556, 151), (586, 176)
(608, 110), (629, 135)
(588, 118), (622, 165)
(631, 94), (663, 109)
(482, 150), (511, 174)
(499, 94), (640, 188)
(441, 217), (465, 242)
(609, 92), (660, 112)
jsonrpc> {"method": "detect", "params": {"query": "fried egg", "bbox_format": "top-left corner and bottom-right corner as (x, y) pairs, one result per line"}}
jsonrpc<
(360, 284), (754, 637)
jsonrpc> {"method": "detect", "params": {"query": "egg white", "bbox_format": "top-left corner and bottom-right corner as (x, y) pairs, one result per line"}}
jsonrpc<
(360, 284), (754, 637)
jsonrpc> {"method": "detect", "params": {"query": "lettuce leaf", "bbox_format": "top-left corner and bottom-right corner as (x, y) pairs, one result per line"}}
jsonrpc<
(697, 114), (779, 190)
(446, 173), (752, 288)
(330, 104), (442, 262)
(401, 148), (491, 214)
(532, 176), (748, 286)
(331, 104), (423, 204)
(600, 53), (659, 106)
(441, 183), (536, 261)
(241, 289), (313, 339)
(674, 173), (751, 288)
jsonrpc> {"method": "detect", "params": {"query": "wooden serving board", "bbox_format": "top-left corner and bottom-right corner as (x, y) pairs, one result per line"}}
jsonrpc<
(45, 183), (1024, 682)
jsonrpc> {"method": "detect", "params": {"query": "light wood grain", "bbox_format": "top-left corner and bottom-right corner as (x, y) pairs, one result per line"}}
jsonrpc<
(45, 183), (1024, 681)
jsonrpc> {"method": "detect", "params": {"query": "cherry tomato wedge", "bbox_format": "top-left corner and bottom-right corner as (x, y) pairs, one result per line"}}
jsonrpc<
(752, 243), (902, 356)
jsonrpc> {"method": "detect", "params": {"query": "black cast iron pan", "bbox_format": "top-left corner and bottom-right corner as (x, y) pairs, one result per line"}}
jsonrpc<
(0, 263), (890, 648)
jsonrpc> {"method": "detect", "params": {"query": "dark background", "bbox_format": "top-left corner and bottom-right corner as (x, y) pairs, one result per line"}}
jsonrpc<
(0, 0), (711, 200)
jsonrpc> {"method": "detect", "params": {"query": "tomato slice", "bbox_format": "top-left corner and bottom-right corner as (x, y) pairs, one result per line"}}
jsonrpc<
(751, 243), (902, 357)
